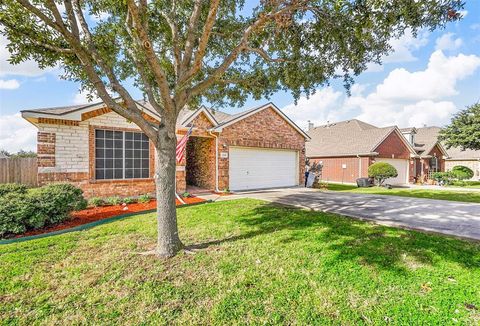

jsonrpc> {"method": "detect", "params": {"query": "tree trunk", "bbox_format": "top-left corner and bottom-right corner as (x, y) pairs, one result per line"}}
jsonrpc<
(153, 122), (183, 257)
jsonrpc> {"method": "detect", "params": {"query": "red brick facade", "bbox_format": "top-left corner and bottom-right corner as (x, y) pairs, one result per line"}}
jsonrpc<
(309, 156), (371, 184)
(36, 106), (306, 198)
(37, 132), (56, 167)
(374, 131), (411, 159)
(216, 107), (306, 190)
(309, 130), (414, 184)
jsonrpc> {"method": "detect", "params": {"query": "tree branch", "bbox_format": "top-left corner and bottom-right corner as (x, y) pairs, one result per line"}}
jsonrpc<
(180, 0), (202, 76)
(245, 46), (288, 62)
(126, 0), (175, 114)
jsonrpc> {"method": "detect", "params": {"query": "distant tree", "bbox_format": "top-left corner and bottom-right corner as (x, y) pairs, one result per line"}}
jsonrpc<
(0, 149), (10, 158)
(451, 165), (474, 181)
(368, 162), (398, 186)
(440, 103), (480, 150)
(0, 1), (462, 257)
(10, 150), (37, 158)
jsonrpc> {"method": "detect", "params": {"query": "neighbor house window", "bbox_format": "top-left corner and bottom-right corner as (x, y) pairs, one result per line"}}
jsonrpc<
(429, 156), (439, 172)
(95, 129), (150, 180)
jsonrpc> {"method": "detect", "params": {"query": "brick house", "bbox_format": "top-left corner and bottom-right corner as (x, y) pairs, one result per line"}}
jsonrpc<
(22, 101), (309, 198)
(401, 126), (480, 181)
(306, 119), (419, 185)
(399, 127), (449, 182)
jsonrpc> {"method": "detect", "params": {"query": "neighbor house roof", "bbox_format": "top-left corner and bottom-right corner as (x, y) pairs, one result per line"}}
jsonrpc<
(306, 119), (415, 157)
(22, 100), (309, 139)
(403, 126), (479, 160)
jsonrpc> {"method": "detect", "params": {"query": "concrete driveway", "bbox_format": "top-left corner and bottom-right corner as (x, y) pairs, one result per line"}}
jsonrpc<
(205, 188), (480, 241)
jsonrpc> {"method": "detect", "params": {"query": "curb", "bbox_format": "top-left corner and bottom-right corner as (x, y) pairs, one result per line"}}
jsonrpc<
(0, 200), (210, 245)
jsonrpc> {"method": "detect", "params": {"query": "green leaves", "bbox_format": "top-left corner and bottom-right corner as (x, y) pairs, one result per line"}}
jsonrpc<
(439, 103), (480, 151)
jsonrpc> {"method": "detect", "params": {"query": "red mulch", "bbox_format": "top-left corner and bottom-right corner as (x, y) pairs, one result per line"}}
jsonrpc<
(17, 197), (206, 238)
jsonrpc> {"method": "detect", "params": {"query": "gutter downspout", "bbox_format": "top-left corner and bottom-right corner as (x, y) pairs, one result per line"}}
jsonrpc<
(357, 154), (362, 178)
(209, 130), (221, 193)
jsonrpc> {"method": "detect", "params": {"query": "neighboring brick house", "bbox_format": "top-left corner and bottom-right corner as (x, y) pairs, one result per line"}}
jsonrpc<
(22, 101), (309, 198)
(402, 126), (480, 181)
(306, 119), (418, 185)
(400, 127), (449, 182)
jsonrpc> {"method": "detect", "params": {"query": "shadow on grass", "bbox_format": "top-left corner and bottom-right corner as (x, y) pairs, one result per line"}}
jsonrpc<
(188, 201), (480, 274)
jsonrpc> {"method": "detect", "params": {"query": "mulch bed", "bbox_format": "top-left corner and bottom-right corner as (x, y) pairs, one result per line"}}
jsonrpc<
(16, 197), (206, 238)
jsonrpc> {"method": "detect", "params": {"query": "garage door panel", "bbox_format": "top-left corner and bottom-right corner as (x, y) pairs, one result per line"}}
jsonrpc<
(229, 147), (298, 191)
(376, 158), (409, 185)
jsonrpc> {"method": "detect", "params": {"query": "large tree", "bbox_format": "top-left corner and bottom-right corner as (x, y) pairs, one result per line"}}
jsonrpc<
(440, 103), (480, 151)
(0, 0), (461, 257)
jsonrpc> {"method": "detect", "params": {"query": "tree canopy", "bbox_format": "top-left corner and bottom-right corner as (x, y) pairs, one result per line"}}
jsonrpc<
(0, 0), (463, 257)
(440, 103), (480, 151)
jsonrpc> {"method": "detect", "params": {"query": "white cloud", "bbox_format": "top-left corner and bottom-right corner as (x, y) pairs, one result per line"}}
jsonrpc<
(284, 50), (480, 129)
(364, 29), (430, 72)
(383, 29), (429, 64)
(282, 87), (344, 129)
(435, 33), (463, 51)
(471, 23), (480, 30)
(458, 10), (468, 18)
(0, 79), (20, 90)
(73, 89), (101, 105)
(349, 51), (480, 127)
(0, 113), (37, 152)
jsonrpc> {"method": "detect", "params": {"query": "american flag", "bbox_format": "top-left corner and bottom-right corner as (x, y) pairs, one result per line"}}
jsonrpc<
(176, 125), (193, 163)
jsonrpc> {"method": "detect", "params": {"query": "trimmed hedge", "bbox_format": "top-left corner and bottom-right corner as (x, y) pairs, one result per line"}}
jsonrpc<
(451, 165), (474, 181)
(368, 162), (398, 186)
(0, 183), (87, 238)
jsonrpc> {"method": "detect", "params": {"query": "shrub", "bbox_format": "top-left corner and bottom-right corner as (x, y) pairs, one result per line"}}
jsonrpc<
(0, 183), (87, 238)
(122, 197), (136, 204)
(138, 194), (151, 203)
(182, 192), (190, 198)
(105, 196), (122, 205)
(29, 183), (87, 225)
(0, 193), (44, 237)
(89, 197), (104, 207)
(368, 162), (398, 186)
(0, 183), (27, 197)
(451, 165), (474, 180)
(432, 171), (455, 185)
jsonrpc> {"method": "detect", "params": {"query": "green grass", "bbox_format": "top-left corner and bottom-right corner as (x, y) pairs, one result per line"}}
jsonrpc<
(326, 183), (480, 203)
(1, 199), (479, 324)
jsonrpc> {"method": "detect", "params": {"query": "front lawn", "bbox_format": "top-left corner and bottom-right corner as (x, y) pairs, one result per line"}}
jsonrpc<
(1, 199), (479, 324)
(326, 183), (480, 203)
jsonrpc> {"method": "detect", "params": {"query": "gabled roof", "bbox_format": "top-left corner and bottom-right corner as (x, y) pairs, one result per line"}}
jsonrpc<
(407, 126), (449, 157)
(211, 102), (310, 139)
(21, 100), (309, 139)
(306, 119), (417, 157)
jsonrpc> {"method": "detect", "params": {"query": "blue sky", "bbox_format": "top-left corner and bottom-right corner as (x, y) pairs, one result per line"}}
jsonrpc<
(1, 2), (479, 152)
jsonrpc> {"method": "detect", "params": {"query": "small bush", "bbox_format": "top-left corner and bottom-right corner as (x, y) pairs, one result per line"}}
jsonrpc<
(451, 165), (474, 180)
(0, 183), (86, 238)
(105, 196), (122, 206)
(368, 162), (398, 186)
(138, 194), (151, 203)
(30, 183), (87, 225)
(182, 192), (190, 198)
(122, 197), (136, 204)
(0, 183), (27, 197)
(0, 193), (44, 237)
(432, 171), (455, 185)
(89, 197), (104, 207)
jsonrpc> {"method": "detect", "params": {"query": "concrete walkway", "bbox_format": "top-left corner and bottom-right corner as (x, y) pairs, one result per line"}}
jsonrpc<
(200, 188), (480, 241)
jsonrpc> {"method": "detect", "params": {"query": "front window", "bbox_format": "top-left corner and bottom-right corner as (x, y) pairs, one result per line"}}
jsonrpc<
(429, 156), (439, 172)
(95, 129), (150, 180)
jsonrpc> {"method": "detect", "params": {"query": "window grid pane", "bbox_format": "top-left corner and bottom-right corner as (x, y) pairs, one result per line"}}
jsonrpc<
(95, 129), (149, 180)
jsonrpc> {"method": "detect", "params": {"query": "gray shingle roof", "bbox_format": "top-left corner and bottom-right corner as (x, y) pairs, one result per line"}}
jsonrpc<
(306, 119), (396, 157)
(411, 126), (480, 159)
(22, 103), (91, 115)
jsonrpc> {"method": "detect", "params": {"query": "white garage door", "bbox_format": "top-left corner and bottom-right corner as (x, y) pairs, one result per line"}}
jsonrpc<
(229, 147), (298, 191)
(376, 158), (409, 185)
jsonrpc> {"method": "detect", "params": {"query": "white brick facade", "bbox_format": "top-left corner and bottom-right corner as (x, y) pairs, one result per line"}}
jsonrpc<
(38, 112), (141, 173)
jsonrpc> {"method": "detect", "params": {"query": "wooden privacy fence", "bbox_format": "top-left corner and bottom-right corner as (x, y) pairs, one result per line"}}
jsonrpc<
(0, 158), (38, 187)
